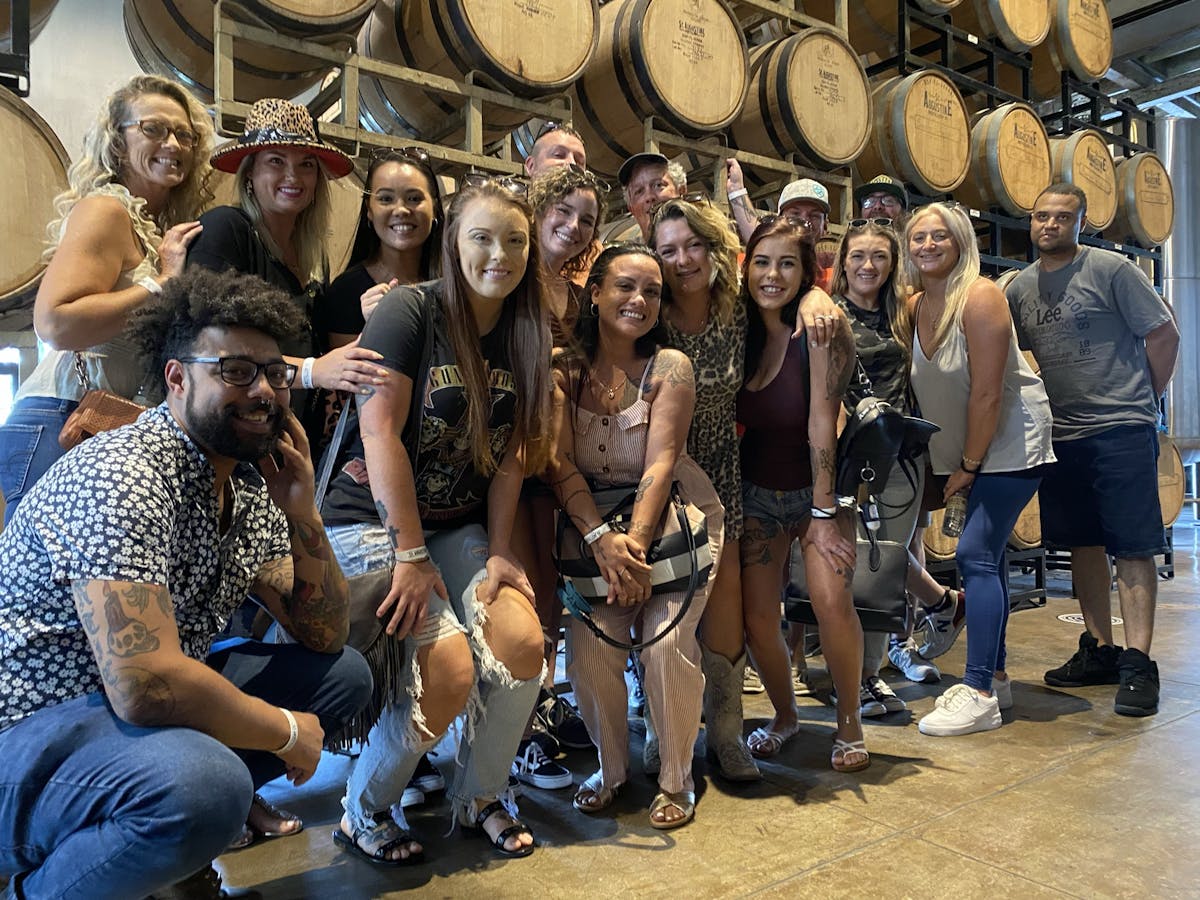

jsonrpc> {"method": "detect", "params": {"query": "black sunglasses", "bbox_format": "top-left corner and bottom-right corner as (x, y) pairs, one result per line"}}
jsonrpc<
(848, 218), (894, 228)
(461, 172), (529, 196)
(369, 145), (430, 165)
(565, 163), (612, 194)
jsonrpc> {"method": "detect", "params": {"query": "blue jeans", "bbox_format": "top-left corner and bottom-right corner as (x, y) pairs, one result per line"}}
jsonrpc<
(0, 643), (371, 899)
(956, 469), (1043, 693)
(0, 397), (76, 525)
(327, 523), (543, 830)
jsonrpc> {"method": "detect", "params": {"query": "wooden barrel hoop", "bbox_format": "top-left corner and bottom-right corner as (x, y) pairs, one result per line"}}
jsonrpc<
(1158, 434), (1184, 527)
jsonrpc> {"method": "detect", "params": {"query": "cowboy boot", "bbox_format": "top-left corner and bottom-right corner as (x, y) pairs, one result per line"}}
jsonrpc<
(701, 645), (761, 782)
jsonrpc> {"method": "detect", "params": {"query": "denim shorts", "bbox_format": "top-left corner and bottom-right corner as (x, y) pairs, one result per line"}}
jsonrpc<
(1040, 424), (1167, 557)
(741, 481), (815, 533)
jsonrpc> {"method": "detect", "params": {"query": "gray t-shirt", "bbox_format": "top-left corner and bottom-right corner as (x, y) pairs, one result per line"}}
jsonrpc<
(1006, 246), (1171, 441)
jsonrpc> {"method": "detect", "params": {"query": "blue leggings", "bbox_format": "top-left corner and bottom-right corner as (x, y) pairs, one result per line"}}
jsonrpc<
(956, 469), (1042, 693)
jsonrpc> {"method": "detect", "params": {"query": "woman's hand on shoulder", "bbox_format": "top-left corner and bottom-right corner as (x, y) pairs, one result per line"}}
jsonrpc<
(158, 221), (203, 279)
(361, 278), (399, 322)
(311, 338), (390, 394)
(794, 285), (839, 346)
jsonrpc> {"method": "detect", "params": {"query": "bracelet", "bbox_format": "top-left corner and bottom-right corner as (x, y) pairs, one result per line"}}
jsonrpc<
(137, 275), (162, 296)
(810, 506), (838, 520)
(300, 357), (316, 390)
(727, 187), (749, 201)
(584, 522), (612, 545)
(273, 707), (298, 755)
(961, 454), (983, 468)
(960, 460), (982, 475)
(394, 545), (431, 564)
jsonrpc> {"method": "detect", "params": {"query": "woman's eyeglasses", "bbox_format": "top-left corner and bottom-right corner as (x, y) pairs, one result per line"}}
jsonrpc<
(120, 119), (199, 150)
(177, 356), (297, 389)
(848, 218), (894, 228)
(461, 172), (530, 196)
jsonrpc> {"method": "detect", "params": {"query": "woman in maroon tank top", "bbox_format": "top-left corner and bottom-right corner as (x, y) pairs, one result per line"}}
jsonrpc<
(736, 217), (869, 772)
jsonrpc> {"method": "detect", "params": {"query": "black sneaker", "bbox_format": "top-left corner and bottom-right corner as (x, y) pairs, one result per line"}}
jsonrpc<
(1044, 631), (1122, 687)
(1114, 649), (1159, 717)
(536, 690), (593, 750)
(411, 752), (445, 795)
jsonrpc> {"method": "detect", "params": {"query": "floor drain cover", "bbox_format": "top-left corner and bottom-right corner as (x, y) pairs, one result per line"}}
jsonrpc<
(1057, 613), (1123, 626)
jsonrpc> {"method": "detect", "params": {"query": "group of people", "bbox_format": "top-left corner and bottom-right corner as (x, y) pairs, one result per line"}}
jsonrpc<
(0, 73), (1178, 899)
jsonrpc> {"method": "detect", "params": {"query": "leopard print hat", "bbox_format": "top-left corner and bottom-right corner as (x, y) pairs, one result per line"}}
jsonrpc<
(211, 97), (354, 178)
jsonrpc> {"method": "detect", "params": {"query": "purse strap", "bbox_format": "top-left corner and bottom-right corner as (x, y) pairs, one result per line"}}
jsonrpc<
(72, 351), (95, 392)
(555, 482), (701, 653)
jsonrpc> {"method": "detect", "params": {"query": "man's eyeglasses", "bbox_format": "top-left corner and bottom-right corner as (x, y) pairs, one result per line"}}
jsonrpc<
(848, 218), (894, 228)
(120, 119), (199, 150)
(461, 172), (530, 196)
(369, 145), (430, 166)
(178, 356), (297, 389)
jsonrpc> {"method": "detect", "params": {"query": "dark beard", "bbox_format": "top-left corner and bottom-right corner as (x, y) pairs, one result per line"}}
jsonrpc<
(184, 392), (284, 462)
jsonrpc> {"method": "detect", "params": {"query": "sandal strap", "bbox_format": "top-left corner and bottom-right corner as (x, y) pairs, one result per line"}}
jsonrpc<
(492, 822), (533, 847)
(354, 816), (416, 860)
(252, 792), (298, 823)
(474, 799), (508, 828)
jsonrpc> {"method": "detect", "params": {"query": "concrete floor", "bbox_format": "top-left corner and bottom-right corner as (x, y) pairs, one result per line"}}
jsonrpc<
(220, 513), (1200, 899)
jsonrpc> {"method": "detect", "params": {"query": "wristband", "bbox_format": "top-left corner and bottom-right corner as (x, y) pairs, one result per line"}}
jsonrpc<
(960, 462), (981, 475)
(810, 506), (838, 520)
(300, 356), (316, 390)
(137, 275), (163, 295)
(961, 454), (983, 468)
(584, 522), (612, 545)
(274, 707), (298, 755)
(727, 187), (749, 201)
(395, 545), (431, 563)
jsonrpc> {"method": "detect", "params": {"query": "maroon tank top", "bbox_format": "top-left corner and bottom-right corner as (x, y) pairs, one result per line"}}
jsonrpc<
(736, 336), (814, 491)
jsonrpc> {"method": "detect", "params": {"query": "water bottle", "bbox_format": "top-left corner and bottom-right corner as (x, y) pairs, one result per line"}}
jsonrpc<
(942, 491), (968, 538)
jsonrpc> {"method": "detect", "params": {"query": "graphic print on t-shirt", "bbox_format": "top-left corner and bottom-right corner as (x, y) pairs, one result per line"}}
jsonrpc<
(414, 362), (516, 520)
(1016, 286), (1097, 376)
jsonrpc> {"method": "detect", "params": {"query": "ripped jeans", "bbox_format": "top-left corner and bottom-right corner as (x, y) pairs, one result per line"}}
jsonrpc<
(326, 522), (543, 830)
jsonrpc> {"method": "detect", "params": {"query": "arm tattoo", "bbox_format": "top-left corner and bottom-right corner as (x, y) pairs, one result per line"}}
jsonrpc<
(652, 352), (694, 388)
(629, 522), (654, 540)
(375, 499), (405, 551)
(635, 475), (654, 503)
(817, 446), (836, 479)
(826, 324), (856, 401)
(99, 660), (176, 725)
(102, 584), (160, 658)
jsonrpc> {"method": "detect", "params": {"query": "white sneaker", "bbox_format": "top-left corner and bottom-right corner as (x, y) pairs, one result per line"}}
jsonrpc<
(864, 675), (907, 713)
(888, 638), (941, 684)
(918, 683), (1002, 736)
(743, 666), (766, 694)
(793, 665), (813, 697)
(992, 675), (1013, 711)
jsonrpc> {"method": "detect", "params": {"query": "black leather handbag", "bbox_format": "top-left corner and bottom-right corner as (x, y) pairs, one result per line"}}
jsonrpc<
(784, 510), (911, 634)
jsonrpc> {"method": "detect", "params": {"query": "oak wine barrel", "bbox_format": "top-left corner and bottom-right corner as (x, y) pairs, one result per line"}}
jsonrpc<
(854, 70), (971, 197)
(124, 0), (374, 103)
(359, 0), (598, 145)
(599, 214), (642, 244)
(1109, 152), (1174, 248)
(0, 88), (70, 310)
(1008, 491), (1042, 550)
(958, 102), (1051, 216)
(801, 0), (962, 63)
(924, 508), (959, 562)
(1049, 129), (1117, 232)
(957, 0), (1050, 53)
(998, 0), (1113, 100)
(0, 0), (59, 46)
(571, 0), (749, 178)
(729, 27), (871, 171)
(1158, 434), (1184, 528)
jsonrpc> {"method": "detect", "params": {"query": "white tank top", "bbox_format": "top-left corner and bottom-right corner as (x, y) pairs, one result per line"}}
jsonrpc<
(910, 303), (1056, 476)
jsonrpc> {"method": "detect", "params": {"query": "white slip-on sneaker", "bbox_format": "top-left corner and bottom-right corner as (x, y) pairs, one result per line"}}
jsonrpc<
(918, 683), (1002, 736)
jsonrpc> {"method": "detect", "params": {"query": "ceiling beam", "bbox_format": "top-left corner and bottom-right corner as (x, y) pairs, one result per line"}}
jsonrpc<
(1118, 71), (1200, 106)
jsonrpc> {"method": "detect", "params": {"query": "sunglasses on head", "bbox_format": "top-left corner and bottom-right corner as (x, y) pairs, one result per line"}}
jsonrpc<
(848, 218), (894, 228)
(565, 163), (612, 194)
(461, 171), (530, 196)
(369, 145), (431, 166)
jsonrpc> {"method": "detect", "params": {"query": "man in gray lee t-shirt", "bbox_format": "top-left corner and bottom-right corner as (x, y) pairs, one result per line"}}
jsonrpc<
(1006, 183), (1178, 718)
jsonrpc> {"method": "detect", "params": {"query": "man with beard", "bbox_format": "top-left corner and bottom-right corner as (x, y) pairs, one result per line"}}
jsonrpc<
(0, 267), (371, 900)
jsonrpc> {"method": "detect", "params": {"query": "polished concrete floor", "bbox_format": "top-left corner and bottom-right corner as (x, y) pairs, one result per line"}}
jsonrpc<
(220, 513), (1200, 899)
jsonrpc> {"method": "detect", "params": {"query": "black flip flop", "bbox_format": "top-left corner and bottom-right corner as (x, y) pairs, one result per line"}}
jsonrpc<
(333, 821), (425, 867)
(460, 800), (536, 859)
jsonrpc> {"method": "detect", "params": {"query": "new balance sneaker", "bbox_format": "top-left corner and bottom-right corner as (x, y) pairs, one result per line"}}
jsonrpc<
(1044, 631), (1122, 687)
(536, 690), (593, 750)
(411, 752), (445, 795)
(864, 675), (907, 713)
(1114, 648), (1159, 717)
(888, 638), (941, 684)
(916, 590), (966, 659)
(992, 675), (1013, 711)
(918, 683), (1002, 736)
(511, 738), (573, 789)
(743, 666), (766, 694)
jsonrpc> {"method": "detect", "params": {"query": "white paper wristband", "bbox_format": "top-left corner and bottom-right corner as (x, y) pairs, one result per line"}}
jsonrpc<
(137, 275), (162, 295)
(727, 188), (749, 201)
(274, 707), (298, 755)
(300, 357), (316, 390)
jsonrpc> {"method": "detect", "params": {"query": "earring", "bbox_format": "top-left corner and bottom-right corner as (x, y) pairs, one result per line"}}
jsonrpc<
(589, 302), (599, 316)
(245, 181), (254, 195)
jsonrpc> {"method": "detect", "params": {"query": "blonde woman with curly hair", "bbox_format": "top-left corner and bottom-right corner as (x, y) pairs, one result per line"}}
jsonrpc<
(0, 74), (213, 523)
(647, 197), (759, 781)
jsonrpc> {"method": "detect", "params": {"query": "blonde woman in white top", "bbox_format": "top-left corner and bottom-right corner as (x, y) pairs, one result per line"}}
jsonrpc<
(904, 202), (1055, 737)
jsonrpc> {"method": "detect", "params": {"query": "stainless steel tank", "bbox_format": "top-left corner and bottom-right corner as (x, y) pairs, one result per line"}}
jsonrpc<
(1162, 117), (1200, 464)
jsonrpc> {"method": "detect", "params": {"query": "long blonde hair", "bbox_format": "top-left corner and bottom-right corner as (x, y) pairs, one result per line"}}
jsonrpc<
(901, 202), (980, 351)
(234, 152), (332, 283)
(44, 74), (214, 263)
(649, 198), (741, 326)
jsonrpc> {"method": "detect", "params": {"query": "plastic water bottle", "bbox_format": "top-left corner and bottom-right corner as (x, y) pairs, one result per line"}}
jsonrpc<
(942, 491), (968, 538)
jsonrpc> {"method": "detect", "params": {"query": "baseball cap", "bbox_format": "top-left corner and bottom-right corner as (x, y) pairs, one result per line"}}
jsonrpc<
(778, 178), (830, 214)
(853, 174), (909, 210)
(618, 151), (670, 187)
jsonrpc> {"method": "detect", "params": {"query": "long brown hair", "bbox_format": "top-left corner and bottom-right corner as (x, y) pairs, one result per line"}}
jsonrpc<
(441, 180), (552, 474)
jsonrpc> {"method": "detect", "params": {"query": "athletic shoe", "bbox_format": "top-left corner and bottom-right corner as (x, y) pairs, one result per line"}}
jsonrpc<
(864, 675), (907, 713)
(1044, 631), (1123, 686)
(512, 738), (573, 789)
(536, 690), (593, 750)
(918, 683), (1002, 736)
(992, 675), (1013, 711)
(743, 666), (766, 694)
(792, 664), (814, 697)
(411, 753), (445, 795)
(399, 784), (424, 808)
(846, 683), (886, 718)
(888, 638), (941, 684)
(916, 590), (965, 659)
(1114, 649), (1159, 717)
